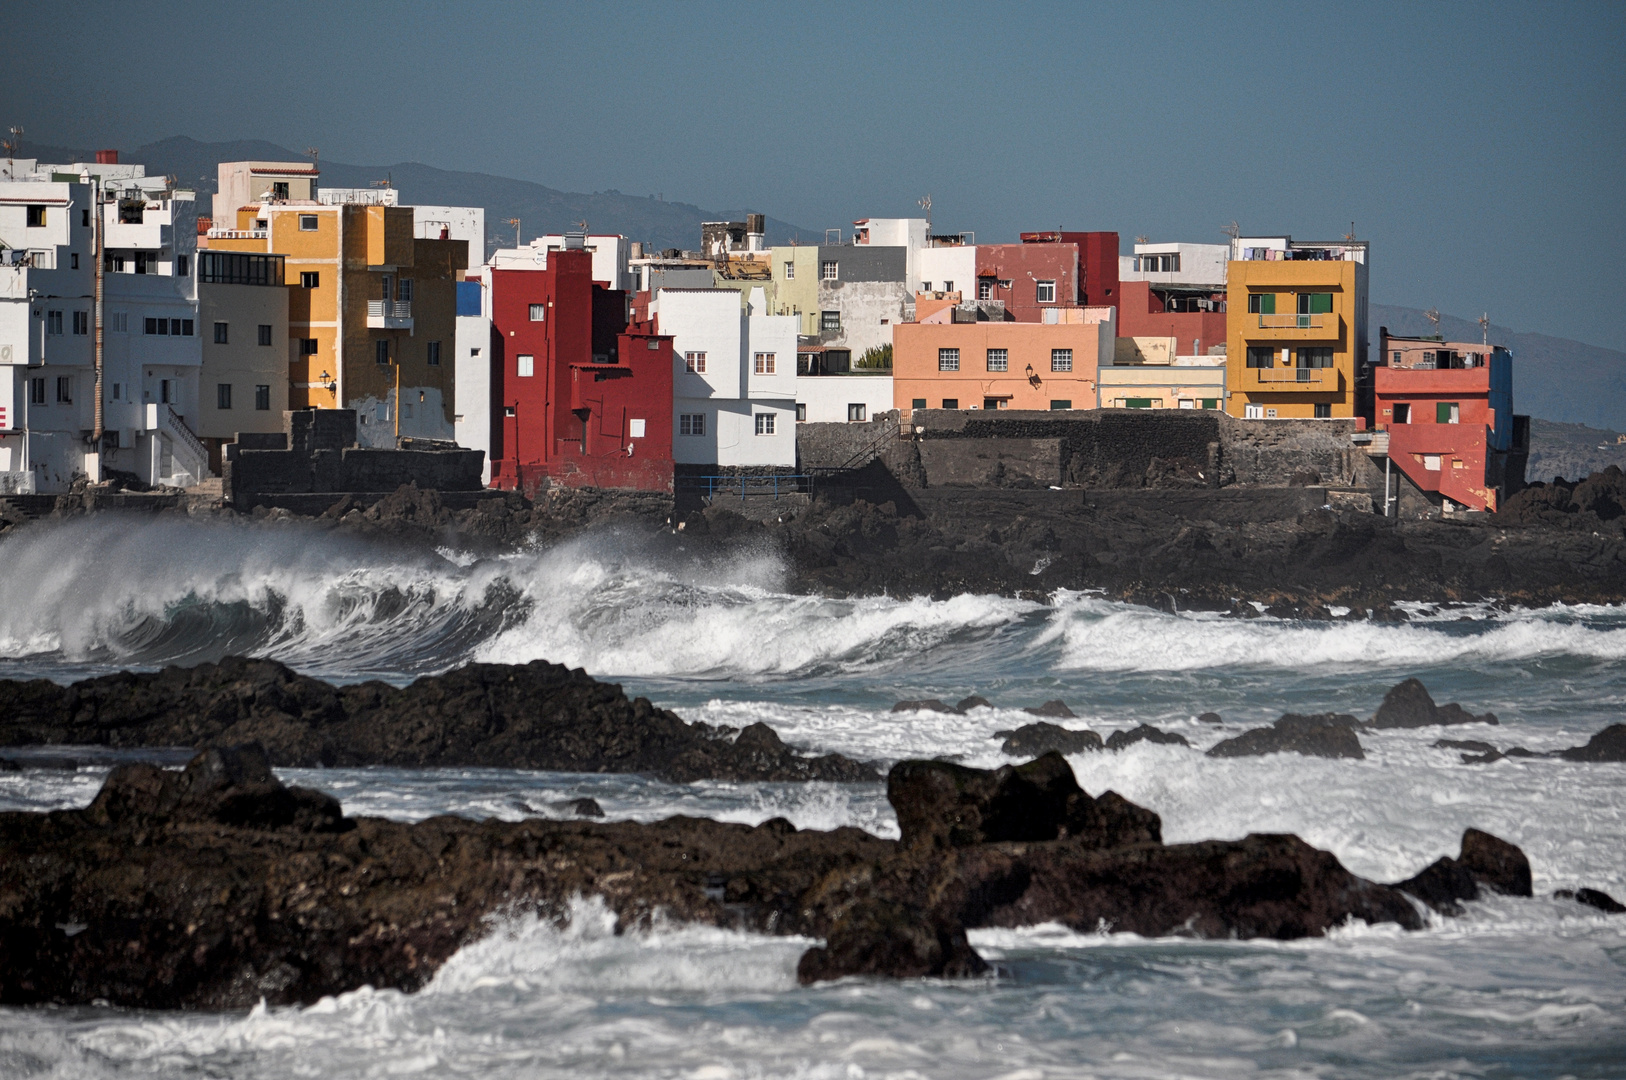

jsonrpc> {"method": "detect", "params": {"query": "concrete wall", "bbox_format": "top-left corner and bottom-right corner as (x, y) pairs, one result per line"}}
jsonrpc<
(197, 280), (289, 439)
(796, 374), (894, 424)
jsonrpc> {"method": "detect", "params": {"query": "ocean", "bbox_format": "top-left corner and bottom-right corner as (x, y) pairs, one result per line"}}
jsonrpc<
(1, 515), (1623, 1079)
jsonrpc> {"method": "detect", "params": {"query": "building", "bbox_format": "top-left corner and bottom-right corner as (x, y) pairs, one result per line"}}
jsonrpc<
(315, 186), (486, 269)
(655, 287), (796, 468)
(1224, 235), (1369, 420)
(196, 249), (290, 470)
(492, 233), (635, 292)
(1116, 240), (1228, 355)
(203, 162), (467, 445)
(1371, 329), (1528, 512)
(1018, 230), (1120, 308)
(893, 308), (1116, 417)
(1098, 340), (1226, 410)
(1, 153), (206, 492)
(486, 242), (674, 493)
(451, 276), (491, 483)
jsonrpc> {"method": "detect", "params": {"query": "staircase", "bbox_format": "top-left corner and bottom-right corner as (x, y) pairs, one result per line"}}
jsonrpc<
(146, 404), (212, 488)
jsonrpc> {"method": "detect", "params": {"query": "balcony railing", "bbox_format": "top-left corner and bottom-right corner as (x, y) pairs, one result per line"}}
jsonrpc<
(1247, 366), (1337, 385)
(368, 300), (412, 319)
(206, 228), (268, 240)
(1257, 313), (1329, 329)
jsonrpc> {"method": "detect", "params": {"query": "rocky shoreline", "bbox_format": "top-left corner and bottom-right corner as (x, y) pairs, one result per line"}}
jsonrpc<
(8, 742), (1610, 1010)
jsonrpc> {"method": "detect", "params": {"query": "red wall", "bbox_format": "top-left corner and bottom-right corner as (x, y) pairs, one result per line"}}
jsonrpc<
(1115, 281), (1228, 355)
(977, 243), (1078, 322)
(1374, 366), (1496, 510)
(489, 253), (673, 494)
(1019, 231), (1120, 308)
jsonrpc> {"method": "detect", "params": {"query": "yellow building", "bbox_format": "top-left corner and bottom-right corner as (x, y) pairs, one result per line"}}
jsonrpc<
(1224, 236), (1369, 420)
(203, 169), (466, 445)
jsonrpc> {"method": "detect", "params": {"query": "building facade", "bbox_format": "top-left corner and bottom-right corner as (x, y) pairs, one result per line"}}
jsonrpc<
(196, 250), (290, 468)
(893, 311), (1115, 417)
(1224, 235), (1369, 420)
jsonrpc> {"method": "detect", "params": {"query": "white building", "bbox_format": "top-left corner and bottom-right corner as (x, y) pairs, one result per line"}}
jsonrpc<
(1119, 241), (1229, 289)
(452, 274), (492, 483)
(853, 217), (927, 293)
(490, 234), (635, 293)
(796, 374), (894, 425)
(1, 157), (206, 493)
(656, 287), (796, 468)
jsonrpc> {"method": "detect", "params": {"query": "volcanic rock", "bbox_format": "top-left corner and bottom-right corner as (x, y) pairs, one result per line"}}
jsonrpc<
(1554, 887), (1626, 914)
(1558, 723), (1626, 761)
(890, 699), (961, 714)
(996, 722), (1104, 757)
(796, 901), (988, 984)
(1023, 700), (1077, 719)
(1206, 714), (1366, 760)
(1370, 678), (1497, 728)
(0, 656), (875, 784)
(1391, 828), (1533, 914)
(888, 752), (1089, 848)
(1196, 712), (1224, 725)
(1105, 724), (1190, 751)
(955, 696), (993, 712)
(554, 798), (605, 818)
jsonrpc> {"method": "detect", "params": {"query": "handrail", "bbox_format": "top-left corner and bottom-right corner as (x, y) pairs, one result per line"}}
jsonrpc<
(164, 405), (210, 465)
(1257, 313), (1328, 329)
(206, 229), (268, 240)
(1248, 367), (1336, 384)
(367, 300), (412, 318)
(676, 474), (813, 500)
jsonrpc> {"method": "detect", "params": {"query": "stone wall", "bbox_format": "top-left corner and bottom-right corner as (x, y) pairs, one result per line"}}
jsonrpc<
(796, 415), (900, 471)
(225, 446), (485, 506)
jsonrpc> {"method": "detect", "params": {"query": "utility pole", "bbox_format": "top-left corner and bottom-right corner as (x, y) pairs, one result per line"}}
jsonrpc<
(90, 169), (104, 482)
(507, 217), (521, 248)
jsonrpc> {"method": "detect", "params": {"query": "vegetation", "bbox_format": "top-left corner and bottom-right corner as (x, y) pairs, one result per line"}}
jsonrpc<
(857, 344), (893, 370)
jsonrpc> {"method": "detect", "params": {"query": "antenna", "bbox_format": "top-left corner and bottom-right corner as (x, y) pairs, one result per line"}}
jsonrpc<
(1343, 222), (1357, 241)
(1479, 312), (1489, 347)
(1423, 307), (1441, 338)
(918, 194), (932, 231)
(574, 220), (588, 233)
(3, 125), (21, 169)
(1222, 221), (1240, 240)
(305, 146), (319, 168)
(1134, 235), (1149, 244)
(506, 217), (521, 247)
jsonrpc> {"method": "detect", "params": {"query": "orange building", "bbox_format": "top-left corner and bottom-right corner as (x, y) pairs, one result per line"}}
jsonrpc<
(893, 306), (1115, 416)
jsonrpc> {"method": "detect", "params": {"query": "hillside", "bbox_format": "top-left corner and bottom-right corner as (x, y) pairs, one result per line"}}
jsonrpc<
(18, 137), (810, 255)
(1523, 419), (1626, 484)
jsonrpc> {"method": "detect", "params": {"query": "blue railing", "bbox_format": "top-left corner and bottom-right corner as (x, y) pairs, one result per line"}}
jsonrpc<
(676, 474), (813, 500)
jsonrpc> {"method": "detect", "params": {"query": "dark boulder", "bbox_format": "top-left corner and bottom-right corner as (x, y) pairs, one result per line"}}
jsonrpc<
(1023, 700), (1077, 719)
(955, 696), (993, 712)
(1370, 678), (1497, 729)
(891, 699), (961, 714)
(888, 752), (1084, 849)
(1064, 790), (1163, 850)
(1554, 887), (1626, 914)
(996, 722), (1104, 757)
(1105, 724), (1190, 751)
(85, 743), (346, 834)
(1207, 714), (1366, 760)
(1196, 712), (1224, 725)
(554, 797), (605, 818)
(1558, 723), (1626, 762)
(796, 901), (987, 984)
(1392, 829), (1532, 914)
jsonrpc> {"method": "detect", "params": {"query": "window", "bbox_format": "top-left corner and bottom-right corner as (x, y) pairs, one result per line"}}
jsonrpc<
(299, 338), (318, 355)
(754, 352), (776, 375)
(685, 352), (707, 373)
(1297, 292), (1334, 315)
(1394, 403), (1411, 424)
(1036, 280), (1056, 304)
(375, 339), (390, 365)
(1298, 347), (1334, 368)
(1244, 403), (1265, 419)
(1266, 408), (1278, 418)
(978, 279), (993, 300)
(680, 413), (706, 436)
(56, 376), (73, 403)
(647, 339), (660, 350)
(135, 252), (148, 275)
(72, 311), (88, 335)
(820, 261), (838, 281)
(1437, 402), (1460, 424)
(299, 214), (318, 231)
(1313, 403), (1331, 418)
(397, 279), (413, 302)
(46, 311), (63, 335)
(755, 413), (776, 435)
(177, 255), (187, 276)
(145, 317), (161, 335)
(820, 310), (840, 332)
(1135, 253), (1181, 273)
(921, 282), (932, 292)
(214, 322), (229, 344)
(1202, 399), (1219, 410)
(517, 354), (534, 377)
(1124, 399), (1153, 409)
(911, 398), (927, 410)
(300, 271), (319, 289)
(217, 383), (233, 409)
(943, 280), (954, 293)
(1051, 349), (1073, 372)
(255, 385), (271, 410)
(1248, 293), (1276, 315)
(986, 348), (1008, 372)
(983, 397), (1007, 410)
(160, 379), (171, 404)
(1179, 399), (1195, 410)
(528, 303), (546, 321)
(26, 206), (45, 227)
(81, 209), (89, 228)
(112, 383), (121, 400)
(71, 253), (79, 270)
(1246, 346), (1275, 369)
(796, 403), (807, 422)
(848, 403), (867, 422)
(257, 324), (273, 346)
(942, 398), (959, 409)
(427, 341), (441, 366)
(938, 348), (960, 372)
(272, 182), (290, 200)
(110, 312), (128, 333)
(783, 262), (795, 279)
(1049, 400), (1072, 410)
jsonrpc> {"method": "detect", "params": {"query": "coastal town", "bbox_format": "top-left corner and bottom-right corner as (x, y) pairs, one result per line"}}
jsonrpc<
(1, 152), (1529, 518)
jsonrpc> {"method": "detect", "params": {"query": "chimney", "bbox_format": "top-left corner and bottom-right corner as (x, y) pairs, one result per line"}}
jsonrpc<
(96, 149), (119, 165)
(746, 212), (765, 252)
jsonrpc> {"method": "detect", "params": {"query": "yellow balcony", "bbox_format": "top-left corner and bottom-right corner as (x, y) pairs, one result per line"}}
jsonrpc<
(1238, 365), (1344, 393)
(1247, 312), (1343, 340)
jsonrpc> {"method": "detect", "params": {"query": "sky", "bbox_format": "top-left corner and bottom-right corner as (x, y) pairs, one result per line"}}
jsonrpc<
(6, 1), (1624, 350)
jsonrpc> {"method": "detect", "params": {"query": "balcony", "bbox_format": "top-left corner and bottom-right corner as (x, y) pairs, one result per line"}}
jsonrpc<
(1239, 366), (1343, 392)
(1250, 312), (1343, 340)
(367, 300), (413, 330)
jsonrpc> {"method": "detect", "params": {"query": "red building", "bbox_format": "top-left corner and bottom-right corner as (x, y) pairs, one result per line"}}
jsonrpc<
(488, 248), (675, 494)
(1373, 329), (1528, 513)
(1115, 280), (1228, 355)
(1018, 231), (1120, 308)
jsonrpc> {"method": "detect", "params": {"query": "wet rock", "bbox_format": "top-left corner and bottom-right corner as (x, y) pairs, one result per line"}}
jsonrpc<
(1105, 724), (1190, 751)
(1392, 829), (1532, 914)
(1434, 739), (1498, 754)
(995, 722), (1103, 757)
(0, 758), (16, 772)
(1064, 789), (1162, 850)
(1023, 700), (1077, 719)
(796, 901), (988, 984)
(554, 797), (605, 818)
(1558, 723), (1626, 762)
(891, 699), (961, 714)
(955, 695), (993, 712)
(85, 743), (346, 834)
(1206, 714), (1366, 760)
(1195, 712), (1225, 725)
(1554, 887), (1626, 914)
(888, 752), (1085, 848)
(1370, 678), (1497, 729)
(0, 657), (876, 784)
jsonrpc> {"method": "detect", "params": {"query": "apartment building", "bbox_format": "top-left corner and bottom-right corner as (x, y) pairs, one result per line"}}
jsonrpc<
(655, 287), (796, 468)
(1116, 240), (1228, 355)
(1, 153), (206, 492)
(203, 162), (466, 445)
(196, 250), (290, 468)
(1224, 235), (1369, 420)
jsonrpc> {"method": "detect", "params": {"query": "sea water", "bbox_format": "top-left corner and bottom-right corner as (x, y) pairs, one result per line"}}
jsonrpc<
(0, 516), (1622, 1078)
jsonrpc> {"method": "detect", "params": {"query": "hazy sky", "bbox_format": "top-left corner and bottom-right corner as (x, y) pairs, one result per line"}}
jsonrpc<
(7, 1), (1624, 349)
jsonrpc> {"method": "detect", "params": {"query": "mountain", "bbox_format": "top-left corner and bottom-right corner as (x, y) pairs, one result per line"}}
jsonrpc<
(1522, 419), (1626, 484)
(1370, 304), (1626, 430)
(17, 136), (810, 255)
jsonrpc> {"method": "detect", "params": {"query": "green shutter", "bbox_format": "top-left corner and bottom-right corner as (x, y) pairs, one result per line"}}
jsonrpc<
(1436, 402), (1453, 423)
(1259, 293), (1275, 314)
(1311, 292), (1333, 314)
(1202, 399), (1218, 410)
(1126, 398), (1153, 409)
